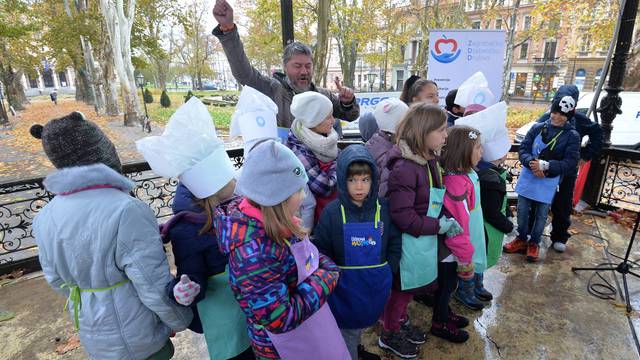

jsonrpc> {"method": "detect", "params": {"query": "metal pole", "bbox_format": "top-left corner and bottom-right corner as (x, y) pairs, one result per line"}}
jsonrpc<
(581, 0), (638, 206)
(280, 0), (294, 48)
(140, 84), (149, 120)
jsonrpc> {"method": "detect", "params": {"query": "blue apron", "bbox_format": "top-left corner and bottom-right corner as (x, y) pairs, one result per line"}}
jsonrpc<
(515, 129), (564, 205)
(329, 201), (392, 329)
(399, 162), (444, 290)
(468, 170), (487, 273)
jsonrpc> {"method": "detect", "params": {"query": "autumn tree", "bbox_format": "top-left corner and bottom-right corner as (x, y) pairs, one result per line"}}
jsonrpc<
(178, 1), (217, 90)
(0, 0), (40, 110)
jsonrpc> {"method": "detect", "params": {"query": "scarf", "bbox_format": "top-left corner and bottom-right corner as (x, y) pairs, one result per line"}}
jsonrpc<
(291, 119), (339, 163)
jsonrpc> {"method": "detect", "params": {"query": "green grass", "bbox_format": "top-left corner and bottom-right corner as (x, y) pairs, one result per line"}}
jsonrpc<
(144, 89), (239, 129)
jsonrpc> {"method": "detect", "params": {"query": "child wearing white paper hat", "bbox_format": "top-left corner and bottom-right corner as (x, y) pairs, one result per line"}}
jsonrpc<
(286, 91), (340, 223)
(365, 98), (409, 197)
(232, 86), (317, 231)
(137, 97), (253, 360)
(456, 102), (513, 302)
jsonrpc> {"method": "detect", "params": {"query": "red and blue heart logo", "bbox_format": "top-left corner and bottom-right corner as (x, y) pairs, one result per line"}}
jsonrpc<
(431, 35), (461, 64)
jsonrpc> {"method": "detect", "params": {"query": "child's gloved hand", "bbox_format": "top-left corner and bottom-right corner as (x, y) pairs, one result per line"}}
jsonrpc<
(173, 275), (201, 306)
(438, 217), (463, 237)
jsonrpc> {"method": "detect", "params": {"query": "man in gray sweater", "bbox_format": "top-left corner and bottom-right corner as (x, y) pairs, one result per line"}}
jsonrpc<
(212, 0), (360, 128)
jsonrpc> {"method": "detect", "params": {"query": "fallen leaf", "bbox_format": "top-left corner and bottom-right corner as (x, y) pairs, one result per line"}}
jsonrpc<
(0, 311), (16, 322)
(55, 335), (80, 355)
(583, 219), (594, 225)
(569, 229), (580, 235)
(0, 269), (23, 281)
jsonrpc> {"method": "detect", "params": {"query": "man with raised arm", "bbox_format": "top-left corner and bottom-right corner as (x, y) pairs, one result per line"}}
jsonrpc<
(212, 0), (359, 128)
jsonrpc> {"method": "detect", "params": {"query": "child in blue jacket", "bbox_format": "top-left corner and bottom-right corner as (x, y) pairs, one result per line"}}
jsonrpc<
(313, 144), (402, 360)
(506, 96), (581, 262)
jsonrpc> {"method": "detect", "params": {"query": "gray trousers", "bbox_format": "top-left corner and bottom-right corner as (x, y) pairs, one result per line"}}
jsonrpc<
(340, 328), (364, 360)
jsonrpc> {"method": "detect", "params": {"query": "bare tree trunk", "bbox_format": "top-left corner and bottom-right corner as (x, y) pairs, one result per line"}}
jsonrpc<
(501, 0), (522, 101)
(313, 0), (331, 85)
(98, 27), (120, 115)
(99, 0), (142, 126)
(0, 62), (28, 110)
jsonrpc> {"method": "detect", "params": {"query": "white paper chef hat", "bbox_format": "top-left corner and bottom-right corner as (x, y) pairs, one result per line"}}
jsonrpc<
(230, 86), (278, 151)
(455, 101), (511, 162)
(136, 97), (235, 199)
(454, 72), (496, 108)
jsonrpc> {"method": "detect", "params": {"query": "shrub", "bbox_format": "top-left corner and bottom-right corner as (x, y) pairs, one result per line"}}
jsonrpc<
(184, 90), (194, 103)
(160, 90), (171, 108)
(143, 88), (154, 103)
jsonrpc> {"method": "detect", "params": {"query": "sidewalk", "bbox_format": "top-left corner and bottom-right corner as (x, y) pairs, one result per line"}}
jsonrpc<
(1, 213), (638, 359)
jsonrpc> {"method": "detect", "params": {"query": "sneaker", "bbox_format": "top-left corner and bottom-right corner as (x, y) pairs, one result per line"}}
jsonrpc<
(503, 237), (528, 254)
(526, 242), (540, 262)
(430, 321), (469, 343)
(552, 242), (566, 253)
(413, 293), (435, 307)
(448, 310), (470, 328)
(400, 320), (427, 344)
(358, 344), (381, 360)
(378, 331), (419, 359)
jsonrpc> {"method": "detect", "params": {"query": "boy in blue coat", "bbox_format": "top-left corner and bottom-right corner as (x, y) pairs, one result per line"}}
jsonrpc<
(534, 85), (603, 252)
(313, 144), (402, 360)
(506, 96), (581, 262)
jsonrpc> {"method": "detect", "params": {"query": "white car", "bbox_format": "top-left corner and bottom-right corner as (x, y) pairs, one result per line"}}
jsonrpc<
(514, 91), (640, 150)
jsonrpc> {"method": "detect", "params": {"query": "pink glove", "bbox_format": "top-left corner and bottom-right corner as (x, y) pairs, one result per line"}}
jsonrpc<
(173, 275), (201, 306)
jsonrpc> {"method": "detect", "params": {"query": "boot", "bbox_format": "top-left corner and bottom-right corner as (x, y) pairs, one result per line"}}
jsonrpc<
(473, 273), (493, 301)
(453, 277), (485, 311)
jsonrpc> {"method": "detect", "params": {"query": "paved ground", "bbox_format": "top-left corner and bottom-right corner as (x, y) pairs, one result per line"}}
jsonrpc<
(1, 213), (639, 360)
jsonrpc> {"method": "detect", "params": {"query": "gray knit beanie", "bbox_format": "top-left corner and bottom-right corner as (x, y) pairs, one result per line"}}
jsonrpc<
(29, 111), (122, 173)
(236, 140), (308, 206)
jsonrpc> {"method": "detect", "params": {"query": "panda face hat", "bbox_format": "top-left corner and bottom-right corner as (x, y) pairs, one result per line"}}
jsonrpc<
(550, 95), (576, 120)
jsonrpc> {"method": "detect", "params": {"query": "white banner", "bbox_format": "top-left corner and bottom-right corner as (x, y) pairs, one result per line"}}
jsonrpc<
(427, 30), (505, 106)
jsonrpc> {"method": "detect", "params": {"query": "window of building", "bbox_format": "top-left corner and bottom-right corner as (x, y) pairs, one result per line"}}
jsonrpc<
(396, 70), (404, 91)
(28, 75), (38, 88)
(575, 69), (586, 91)
(495, 19), (503, 30)
(523, 15), (532, 30)
(515, 72), (528, 97)
(519, 43), (529, 60)
(42, 69), (54, 88)
(472, 20), (481, 29)
(58, 71), (68, 87)
(580, 34), (592, 53)
(593, 68), (603, 91)
(543, 40), (557, 60)
(473, 0), (482, 10)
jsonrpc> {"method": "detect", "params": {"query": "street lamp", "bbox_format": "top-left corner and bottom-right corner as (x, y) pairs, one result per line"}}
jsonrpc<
(368, 73), (377, 92)
(135, 73), (149, 123)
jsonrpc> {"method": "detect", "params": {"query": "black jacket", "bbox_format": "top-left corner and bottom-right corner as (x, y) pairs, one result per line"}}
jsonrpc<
(477, 161), (514, 234)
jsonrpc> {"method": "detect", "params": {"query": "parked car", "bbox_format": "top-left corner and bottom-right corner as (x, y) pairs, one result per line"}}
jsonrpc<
(515, 91), (640, 150)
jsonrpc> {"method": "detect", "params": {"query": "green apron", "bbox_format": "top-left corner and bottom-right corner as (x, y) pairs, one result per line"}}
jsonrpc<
(399, 162), (445, 290)
(484, 169), (508, 269)
(197, 270), (251, 360)
(468, 170), (488, 273)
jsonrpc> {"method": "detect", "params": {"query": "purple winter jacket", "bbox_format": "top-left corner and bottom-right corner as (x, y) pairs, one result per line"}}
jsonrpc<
(386, 142), (451, 261)
(365, 130), (394, 198)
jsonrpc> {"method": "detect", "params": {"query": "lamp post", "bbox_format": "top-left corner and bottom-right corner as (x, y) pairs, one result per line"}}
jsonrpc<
(0, 85), (8, 126)
(135, 73), (149, 122)
(368, 73), (376, 92)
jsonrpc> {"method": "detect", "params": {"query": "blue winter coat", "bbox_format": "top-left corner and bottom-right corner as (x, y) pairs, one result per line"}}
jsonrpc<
(536, 85), (603, 166)
(163, 183), (239, 333)
(34, 164), (192, 360)
(519, 119), (581, 178)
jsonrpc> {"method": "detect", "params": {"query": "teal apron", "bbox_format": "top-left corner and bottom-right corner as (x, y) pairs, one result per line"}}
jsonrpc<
(468, 170), (487, 273)
(484, 169), (508, 269)
(197, 270), (251, 360)
(399, 162), (445, 290)
(515, 129), (564, 205)
(329, 201), (392, 329)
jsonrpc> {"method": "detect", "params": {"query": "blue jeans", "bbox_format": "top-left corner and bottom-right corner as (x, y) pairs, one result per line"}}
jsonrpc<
(517, 196), (551, 244)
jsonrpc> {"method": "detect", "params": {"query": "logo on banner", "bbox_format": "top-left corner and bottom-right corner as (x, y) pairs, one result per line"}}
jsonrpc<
(431, 35), (461, 64)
